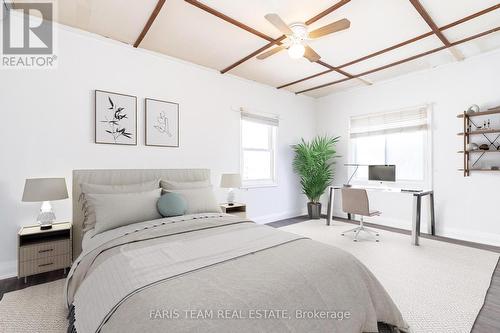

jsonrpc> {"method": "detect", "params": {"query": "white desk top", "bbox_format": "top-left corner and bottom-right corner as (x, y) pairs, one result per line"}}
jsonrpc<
(331, 185), (432, 196)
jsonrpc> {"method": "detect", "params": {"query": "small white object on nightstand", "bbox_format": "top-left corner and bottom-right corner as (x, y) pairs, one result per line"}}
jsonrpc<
(220, 174), (242, 205)
(21, 178), (69, 230)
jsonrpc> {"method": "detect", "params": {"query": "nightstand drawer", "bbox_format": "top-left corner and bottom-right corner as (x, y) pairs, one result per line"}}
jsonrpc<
(18, 254), (72, 277)
(19, 239), (70, 262)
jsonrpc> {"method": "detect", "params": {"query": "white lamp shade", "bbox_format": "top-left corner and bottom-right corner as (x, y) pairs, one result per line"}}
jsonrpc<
(22, 178), (68, 202)
(220, 174), (242, 188)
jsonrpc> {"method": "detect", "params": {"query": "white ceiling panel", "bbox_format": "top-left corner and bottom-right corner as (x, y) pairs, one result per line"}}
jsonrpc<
(14, 0), (159, 44)
(201, 0), (343, 39)
(140, 0), (268, 71)
(342, 35), (444, 75)
(419, 0), (500, 27)
(442, 10), (500, 42)
(229, 51), (326, 88)
(360, 48), (454, 83)
(307, 0), (432, 67)
(14, 0), (500, 98)
(452, 32), (500, 58)
(302, 79), (364, 98)
(282, 70), (346, 94)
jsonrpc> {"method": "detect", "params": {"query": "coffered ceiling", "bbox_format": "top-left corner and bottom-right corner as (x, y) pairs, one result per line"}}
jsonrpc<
(13, 0), (500, 98)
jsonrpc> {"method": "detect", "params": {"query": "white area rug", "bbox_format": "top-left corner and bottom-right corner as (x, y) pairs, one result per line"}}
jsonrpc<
(0, 220), (497, 333)
(281, 219), (499, 333)
(0, 279), (67, 333)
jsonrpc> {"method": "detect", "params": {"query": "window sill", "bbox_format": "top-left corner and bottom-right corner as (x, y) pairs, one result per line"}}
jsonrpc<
(241, 182), (278, 189)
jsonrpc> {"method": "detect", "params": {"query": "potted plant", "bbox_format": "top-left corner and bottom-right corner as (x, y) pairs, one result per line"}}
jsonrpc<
(293, 135), (339, 219)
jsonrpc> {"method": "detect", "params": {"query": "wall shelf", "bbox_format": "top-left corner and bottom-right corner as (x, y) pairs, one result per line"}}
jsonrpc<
(457, 107), (500, 118)
(457, 150), (500, 153)
(457, 129), (500, 136)
(458, 169), (500, 172)
(459, 105), (500, 177)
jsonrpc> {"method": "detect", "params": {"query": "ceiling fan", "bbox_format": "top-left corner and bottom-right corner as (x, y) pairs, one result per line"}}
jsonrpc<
(257, 14), (350, 62)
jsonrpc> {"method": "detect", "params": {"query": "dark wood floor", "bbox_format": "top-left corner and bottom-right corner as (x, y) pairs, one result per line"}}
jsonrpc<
(0, 269), (67, 301)
(0, 215), (498, 333)
(269, 215), (500, 333)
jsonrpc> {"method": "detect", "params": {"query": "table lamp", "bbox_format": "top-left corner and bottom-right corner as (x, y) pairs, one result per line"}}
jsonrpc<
(22, 178), (68, 230)
(220, 174), (242, 206)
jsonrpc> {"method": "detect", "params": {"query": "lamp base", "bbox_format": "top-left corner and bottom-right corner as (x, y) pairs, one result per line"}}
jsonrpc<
(40, 224), (53, 230)
(227, 189), (235, 206)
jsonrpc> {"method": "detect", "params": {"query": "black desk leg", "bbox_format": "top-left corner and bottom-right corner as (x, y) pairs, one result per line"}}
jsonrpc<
(429, 192), (435, 236)
(412, 195), (422, 245)
(326, 187), (333, 226)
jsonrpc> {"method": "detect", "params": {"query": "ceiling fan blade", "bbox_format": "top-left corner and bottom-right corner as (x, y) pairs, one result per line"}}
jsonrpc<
(308, 18), (350, 39)
(265, 13), (293, 35)
(303, 46), (321, 62)
(256, 45), (286, 60)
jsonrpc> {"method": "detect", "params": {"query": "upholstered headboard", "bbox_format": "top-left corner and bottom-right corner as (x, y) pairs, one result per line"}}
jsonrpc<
(72, 169), (211, 258)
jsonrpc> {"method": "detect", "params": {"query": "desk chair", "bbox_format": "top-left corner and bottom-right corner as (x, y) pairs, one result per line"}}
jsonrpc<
(341, 188), (381, 242)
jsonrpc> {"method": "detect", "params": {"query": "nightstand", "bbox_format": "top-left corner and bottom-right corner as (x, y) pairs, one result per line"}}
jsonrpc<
(220, 203), (247, 218)
(18, 222), (72, 283)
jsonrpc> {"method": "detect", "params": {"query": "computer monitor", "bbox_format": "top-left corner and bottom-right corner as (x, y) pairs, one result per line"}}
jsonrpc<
(368, 165), (396, 182)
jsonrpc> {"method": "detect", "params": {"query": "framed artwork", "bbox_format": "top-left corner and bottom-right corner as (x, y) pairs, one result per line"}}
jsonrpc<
(145, 98), (179, 147)
(95, 90), (137, 145)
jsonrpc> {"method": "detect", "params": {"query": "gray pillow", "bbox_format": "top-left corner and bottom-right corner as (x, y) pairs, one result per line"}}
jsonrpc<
(80, 180), (159, 232)
(170, 187), (222, 214)
(160, 179), (210, 190)
(86, 189), (162, 235)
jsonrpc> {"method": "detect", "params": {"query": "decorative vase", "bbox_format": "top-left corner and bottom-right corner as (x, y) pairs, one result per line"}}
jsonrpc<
(307, 202), (322, 219)
(466, 104), (480, 114)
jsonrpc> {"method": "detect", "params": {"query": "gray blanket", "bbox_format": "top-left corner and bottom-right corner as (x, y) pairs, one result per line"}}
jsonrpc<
(65, 214), (408, 333)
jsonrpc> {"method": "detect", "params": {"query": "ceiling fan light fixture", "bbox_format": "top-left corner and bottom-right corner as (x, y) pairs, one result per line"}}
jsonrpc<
(288, 42), (305, 59)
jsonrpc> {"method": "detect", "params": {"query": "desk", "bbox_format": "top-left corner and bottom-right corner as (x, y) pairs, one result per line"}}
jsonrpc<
(326, 186), (435, 246)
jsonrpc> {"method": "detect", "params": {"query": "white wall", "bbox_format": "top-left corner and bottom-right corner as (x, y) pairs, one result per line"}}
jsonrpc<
(317, 49), (500, 246)
(0, 22), (317, 278)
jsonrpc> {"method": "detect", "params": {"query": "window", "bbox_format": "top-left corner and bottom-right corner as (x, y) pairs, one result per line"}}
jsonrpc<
(349, 106), (431, 185)
(241, 113), (278, 187)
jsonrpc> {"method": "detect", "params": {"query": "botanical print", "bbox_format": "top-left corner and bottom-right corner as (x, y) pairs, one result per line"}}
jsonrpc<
(154, 112), (173, 137)
(95, 90), (137, 145)
(145, 98), (179, 147)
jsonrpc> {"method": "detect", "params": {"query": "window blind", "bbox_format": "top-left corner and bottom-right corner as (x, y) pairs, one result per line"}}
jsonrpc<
(350, 106), (428, 137)
(241, 112), (279, 127)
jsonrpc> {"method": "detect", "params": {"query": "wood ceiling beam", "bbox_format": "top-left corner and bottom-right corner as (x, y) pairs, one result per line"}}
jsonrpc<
(218, 0), (351, 74)
(134, 0), (167, 48)
(184, 0), (275, 43)
(295, 26), (499, 95)
(409, 0), (451, 46)
(409, 0), (464, 61)
(305, 0), (351, 25)
(278, 4), (499, 90)
(220, 36), (287, 74)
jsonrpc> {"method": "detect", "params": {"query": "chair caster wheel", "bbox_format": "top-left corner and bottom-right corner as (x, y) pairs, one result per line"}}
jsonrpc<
(341, 234), (344, 236)
(376, 234), (379, 236)
(376, 240), (379, 242)
(353, 239), (358, 242)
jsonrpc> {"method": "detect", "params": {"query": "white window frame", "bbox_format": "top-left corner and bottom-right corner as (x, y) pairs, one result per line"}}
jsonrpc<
(348, 105), (433, 189)
(240, 115), (278, 188)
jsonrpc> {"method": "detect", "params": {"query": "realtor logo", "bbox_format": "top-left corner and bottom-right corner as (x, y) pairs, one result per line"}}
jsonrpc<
(2, 2), (57, 68)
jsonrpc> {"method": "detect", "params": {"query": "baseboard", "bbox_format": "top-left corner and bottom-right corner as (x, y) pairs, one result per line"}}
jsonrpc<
(0, 260), (17, 280)
(330, 210), (500, 247)
(252, 209), (307, 225)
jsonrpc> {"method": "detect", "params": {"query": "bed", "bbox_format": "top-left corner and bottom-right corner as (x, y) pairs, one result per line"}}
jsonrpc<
(65, 169), (408, 333)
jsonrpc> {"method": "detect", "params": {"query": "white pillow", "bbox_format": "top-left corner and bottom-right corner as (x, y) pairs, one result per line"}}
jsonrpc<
(80, 180), (159, 232)
(160, 179), (210, 190)
(86, 189), (163, 235)
(170, 187), (222, 214)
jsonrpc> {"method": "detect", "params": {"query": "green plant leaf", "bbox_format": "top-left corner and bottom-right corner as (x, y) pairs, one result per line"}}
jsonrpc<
(293, 135), (339, 202)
